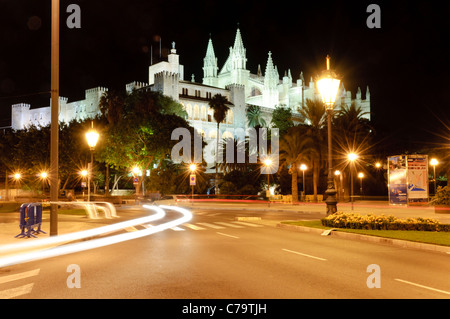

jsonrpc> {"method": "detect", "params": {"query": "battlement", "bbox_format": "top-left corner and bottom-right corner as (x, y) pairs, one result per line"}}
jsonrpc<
(85, 87), (108, 95)
(154, 71), (179, 80)
(126, 81), (149, 93)
(12, 103), (31, 110)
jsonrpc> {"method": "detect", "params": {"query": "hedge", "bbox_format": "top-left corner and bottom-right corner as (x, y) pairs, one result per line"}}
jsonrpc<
(321, 212), (450, 232)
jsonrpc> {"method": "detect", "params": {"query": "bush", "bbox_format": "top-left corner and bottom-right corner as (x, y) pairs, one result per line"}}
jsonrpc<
(321, 212), (449, 232)
(430, 186), (450, 206)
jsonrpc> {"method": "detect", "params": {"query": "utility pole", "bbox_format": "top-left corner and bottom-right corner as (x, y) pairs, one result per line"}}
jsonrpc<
(50, 0), (60, 236)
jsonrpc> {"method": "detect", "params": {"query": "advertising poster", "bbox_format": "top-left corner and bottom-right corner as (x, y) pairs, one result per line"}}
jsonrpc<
(407, 155), (428, 203)
(388, 156), (407, 205)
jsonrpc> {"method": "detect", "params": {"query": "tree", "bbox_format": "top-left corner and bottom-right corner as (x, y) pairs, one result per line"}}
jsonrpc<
(271, 105), (293, 136)
(298, 98), (327, 201)
(209, 94), (231, 193)
(246, 105), (266, 128)
(98, 89), (195, 195)
(279, 126), (313, 202)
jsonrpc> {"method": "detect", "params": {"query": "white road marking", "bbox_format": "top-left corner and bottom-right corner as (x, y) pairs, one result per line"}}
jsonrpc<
(214, 222), (244, 228)
(184, 223), (206, 230)
(232, 221), (263, 227)
(394, 279), (450, 295)
(282, 248), (327, 261)
(197, 222), (225, 229)
(0, 269), (40, 285)
(216, 232), (239, 239)
(171, 226), (185, 231)
(0, 283), (34, 299)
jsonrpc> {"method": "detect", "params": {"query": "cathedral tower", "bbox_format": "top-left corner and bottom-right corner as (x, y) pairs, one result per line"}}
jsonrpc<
(202, 37), (218, 87)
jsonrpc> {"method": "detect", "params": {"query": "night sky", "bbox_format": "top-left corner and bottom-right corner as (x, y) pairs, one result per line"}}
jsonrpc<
(0, 0), (449, 149)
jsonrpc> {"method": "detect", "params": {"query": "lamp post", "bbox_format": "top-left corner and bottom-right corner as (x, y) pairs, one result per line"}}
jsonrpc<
(81, 170), (87, 200)
(264, 159), (272, 207)
(40, 172), (48, 195)
(189, 164), (197, 204)
(348, 153), (358, 211)
(430, 158), (438, 194)
(334, 170), (343, 202)
(300, 164), (307, 202)
(317, 55), (341, 215)
(85, 121), (99, 202)
(358, 172), (364, 198)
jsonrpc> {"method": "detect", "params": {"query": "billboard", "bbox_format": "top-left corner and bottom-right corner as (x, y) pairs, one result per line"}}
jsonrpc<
(388, 155), (429, 205)
(388, 156), (407, 205)
(407, 155), (428, 203)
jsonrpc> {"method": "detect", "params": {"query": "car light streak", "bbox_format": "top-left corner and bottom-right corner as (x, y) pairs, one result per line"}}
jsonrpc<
(0, 205), (191, 268)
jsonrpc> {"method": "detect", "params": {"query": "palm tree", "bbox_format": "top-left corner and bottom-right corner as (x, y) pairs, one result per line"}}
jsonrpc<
(298, 98), (327, 201)
(246, 105), (266, 128)
(279, 126), (313, 202)
(209, 94), (230, 193)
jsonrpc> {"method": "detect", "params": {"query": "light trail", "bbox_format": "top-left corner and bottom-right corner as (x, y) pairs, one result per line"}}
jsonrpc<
(0, 205), (192, 268)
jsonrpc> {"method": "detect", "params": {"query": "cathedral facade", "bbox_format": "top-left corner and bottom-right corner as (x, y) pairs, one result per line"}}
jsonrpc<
(10, 28), (370, 154)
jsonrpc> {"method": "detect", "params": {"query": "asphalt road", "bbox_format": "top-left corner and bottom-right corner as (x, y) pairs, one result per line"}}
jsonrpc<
(1, 206), (449, 301)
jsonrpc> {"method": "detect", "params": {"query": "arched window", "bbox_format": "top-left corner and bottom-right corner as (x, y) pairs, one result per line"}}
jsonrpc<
(222, 131), (233, 139)
(186, 104), (192, 119)
(201, 105), (207, 121)
(193, 104), (200, 120)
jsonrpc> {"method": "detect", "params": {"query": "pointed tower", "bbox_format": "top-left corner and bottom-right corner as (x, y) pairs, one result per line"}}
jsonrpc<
(231, 28), (247, 70)
(229, 28), (250, 89)
(202, 36), (218, 87)
(263, 51), (279, 108)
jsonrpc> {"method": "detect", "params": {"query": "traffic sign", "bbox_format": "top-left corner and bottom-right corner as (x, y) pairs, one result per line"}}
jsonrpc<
(190, 174), (196, 186)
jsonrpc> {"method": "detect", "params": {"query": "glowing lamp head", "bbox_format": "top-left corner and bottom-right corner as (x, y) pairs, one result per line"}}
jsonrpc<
(375, 162), (381, 168)
(316, 55), (341, 109)
(41, 172), (48, 179)
(132, 166), (141, 175)
(348, 153), (358, 162)
(13, 173), (21, 180)
(430, 158), (438, 166)
(300, 164), (307, 171)
(189, 164), (197, 172)
(86, 130), (99, 149)
(81, 170), (88, 177)
(358, 172), (364, 178)
(264, 159), (272, 167)
(334, 170), (341, 176)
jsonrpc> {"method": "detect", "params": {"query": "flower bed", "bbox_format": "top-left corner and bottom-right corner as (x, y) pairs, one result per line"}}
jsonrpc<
(321, 212), (450, 232)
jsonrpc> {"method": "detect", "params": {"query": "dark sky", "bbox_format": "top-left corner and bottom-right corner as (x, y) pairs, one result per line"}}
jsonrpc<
(0, 0), (449, 149)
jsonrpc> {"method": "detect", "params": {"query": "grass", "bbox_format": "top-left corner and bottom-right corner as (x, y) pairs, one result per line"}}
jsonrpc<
(282, 220), (450, 247)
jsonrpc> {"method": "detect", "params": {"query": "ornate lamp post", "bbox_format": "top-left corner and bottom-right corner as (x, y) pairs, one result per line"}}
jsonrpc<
(430, 158), (438, 194)
(189, 164), (197, 204)
(85, 121), (99, 202)
(348, 152), (358, 211)
(300, 164), (307, 202)
(317, 55), (341, 215)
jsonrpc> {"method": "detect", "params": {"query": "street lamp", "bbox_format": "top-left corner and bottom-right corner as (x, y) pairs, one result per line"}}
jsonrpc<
(358, 172), (364, 197)
(348, 153), (359, 211)
(85, 121), (99, 202)
(81, 170), (88, 200)
(300, 164), (307, 202)
(40, 171), (48, 195)
(189, 164), (197, 204)
(334, 170), (343, 202)
(430, 158), (438, 194)
(317, 55), (341, 215)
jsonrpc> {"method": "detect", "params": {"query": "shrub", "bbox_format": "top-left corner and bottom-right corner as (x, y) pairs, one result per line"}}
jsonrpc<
(321, 212), (448, 232)
(430, 186), (450, 206)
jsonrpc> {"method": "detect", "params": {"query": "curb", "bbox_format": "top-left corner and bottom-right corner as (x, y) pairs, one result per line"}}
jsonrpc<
(276, 223), (450, 254)
(183, 205), (325, 215)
